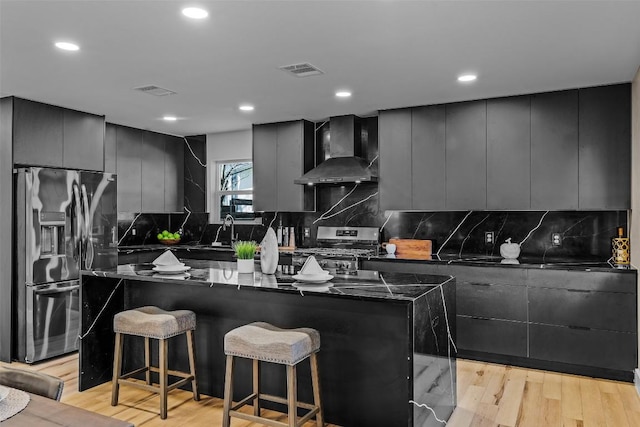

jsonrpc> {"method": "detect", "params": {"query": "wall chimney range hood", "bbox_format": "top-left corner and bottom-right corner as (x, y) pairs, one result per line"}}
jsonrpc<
(295, 115), (378, 185)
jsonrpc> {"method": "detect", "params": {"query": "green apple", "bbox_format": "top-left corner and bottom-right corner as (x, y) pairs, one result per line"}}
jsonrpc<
(157, 233), (164, 240)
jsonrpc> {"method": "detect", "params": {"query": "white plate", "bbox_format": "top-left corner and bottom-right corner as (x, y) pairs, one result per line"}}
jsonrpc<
(292, 273), (333, 283)
(152, 265), (191, 274)
(0, 385), (9, 403)
(153, 272), (191, 280)
(293, 282), (334, 291)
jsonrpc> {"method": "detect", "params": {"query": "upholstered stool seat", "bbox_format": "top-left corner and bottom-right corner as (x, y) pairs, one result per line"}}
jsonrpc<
(111, 306), (199, 420)
(222, 322), (324, 427)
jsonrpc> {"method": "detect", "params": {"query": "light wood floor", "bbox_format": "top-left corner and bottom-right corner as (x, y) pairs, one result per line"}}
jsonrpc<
(4, 354), (640, 426)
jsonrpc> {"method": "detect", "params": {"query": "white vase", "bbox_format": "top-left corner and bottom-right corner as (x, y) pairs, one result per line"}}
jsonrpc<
(237, 259), (255, 274)
(260, 228), (279, 275)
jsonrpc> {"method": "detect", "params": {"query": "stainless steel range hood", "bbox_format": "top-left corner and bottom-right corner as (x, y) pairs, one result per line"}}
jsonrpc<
(295, 115), (378, 185)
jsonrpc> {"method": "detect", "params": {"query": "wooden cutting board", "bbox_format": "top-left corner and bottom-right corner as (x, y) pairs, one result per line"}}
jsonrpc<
(388, 239), (432, 258)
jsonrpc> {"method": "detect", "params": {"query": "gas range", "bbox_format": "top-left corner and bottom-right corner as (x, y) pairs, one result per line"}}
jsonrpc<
(292, 226), (379, 275)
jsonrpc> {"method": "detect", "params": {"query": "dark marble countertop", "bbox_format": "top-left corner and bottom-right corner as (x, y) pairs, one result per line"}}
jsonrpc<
(83, 259), (453, 302)
(367, 253), (635, 273)
(118, 243), (235, 253)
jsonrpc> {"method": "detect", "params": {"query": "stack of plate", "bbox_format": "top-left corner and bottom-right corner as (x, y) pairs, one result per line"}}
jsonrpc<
(152, 263), (191, 275)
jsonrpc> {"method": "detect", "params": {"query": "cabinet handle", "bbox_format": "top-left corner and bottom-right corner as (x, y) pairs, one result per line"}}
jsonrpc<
(567, 289), (591, 293)
(468, 282), (492, 287)
(568, 325), (591, 331)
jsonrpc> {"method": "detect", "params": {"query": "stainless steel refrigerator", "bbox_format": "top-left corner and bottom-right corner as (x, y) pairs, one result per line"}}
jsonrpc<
(14, 167), (117, 363)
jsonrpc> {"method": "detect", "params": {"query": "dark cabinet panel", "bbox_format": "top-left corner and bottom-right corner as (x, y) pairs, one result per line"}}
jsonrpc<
(165, 135), (184, 212)
(253, 121), (313, 212)
(457, 316), (527, 357)
(253, 124), (278, 212)
(412, 106), (446, 210)
(115, 126), (142, 212)
(446, 265), (526, 287)
(104, 123), (117, 174)
(62, 109), (105, 171)
(526, 269), (635, 293)
(445, 101), (487, 210)
(457, 283), (527, 321)
(531, 90), (579, 209)
(12, 98), (64, 167)
(486, 96), (531, 209)
(578, 84), (631, 209)
(529, 287), (635, 332)
(276, 122), (305, 211)
(379, 109), (412, 210)
(529, 324), (636, 371)
(141, 131), (165, 212)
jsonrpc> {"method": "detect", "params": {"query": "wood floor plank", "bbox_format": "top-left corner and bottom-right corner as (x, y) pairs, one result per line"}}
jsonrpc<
(447, 384), (485, 427)
(616, 382), (640, 413)
(579, 377), (606, 427)
(517, 381), (543, 427)
(543, 371), (563, 400)
(494, 377), (526, 427)
(541, 397), (562, 427)
(561, 374), (583, 421)
(601, 391), (631, 427)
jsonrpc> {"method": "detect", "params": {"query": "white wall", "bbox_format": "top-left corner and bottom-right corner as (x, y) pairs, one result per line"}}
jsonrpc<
(206, 129), (252, 222)
(632, 66), (640, 368)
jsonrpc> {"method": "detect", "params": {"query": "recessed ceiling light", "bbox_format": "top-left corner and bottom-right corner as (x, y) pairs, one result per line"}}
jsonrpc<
(239, 105), (254, 112)
(55, 41), (79, 51)
(163, 116), (177, 121)
(182, 7), (208, 19)
(335, 91), (352, 98)
(457, 74), (477, 83)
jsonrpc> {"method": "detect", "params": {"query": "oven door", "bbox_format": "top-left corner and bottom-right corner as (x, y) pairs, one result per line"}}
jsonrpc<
(25, 280), (80, 363)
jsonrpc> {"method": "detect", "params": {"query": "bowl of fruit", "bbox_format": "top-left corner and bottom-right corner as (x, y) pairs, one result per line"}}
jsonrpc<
(157, 230), (181, 245)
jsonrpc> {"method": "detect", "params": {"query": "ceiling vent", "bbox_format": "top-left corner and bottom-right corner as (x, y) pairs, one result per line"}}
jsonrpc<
(133, 85), (176, 96)
(279, 63), (324, 77)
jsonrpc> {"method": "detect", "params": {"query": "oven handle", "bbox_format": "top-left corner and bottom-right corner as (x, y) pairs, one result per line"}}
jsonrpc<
(33, 284), (80, 295)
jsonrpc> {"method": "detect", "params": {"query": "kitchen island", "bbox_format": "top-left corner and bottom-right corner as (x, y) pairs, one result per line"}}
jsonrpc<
(80, 260), (456, 427)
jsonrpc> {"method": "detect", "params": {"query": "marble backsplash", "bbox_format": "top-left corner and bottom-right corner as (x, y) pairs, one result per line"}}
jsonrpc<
(118, 181), (626, 262)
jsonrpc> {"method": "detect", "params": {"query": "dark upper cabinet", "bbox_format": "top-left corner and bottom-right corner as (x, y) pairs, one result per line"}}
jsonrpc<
(62, 108), (104, 171)
(253, 120), (314, 212)
(578, 84), (631, 209)
(164, 135), (184, 213)
(531, 90), (579, 209)
(12, 97), (105, 171)
(115, 126), (142, 212)
(253, 124), (278, 212)
(379, 109), (412, 210)
(445, 101), (487, 210)
(487, 96), (531, 209)
(141, 131), (166, 212)
(12, 98), (64, 167)
(104, 123), (117, 174)
(412, 106), (446, 210)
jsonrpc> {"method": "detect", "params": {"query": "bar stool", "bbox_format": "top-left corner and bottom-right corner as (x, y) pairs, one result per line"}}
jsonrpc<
(222, 322), (324, 427)
(111, 306), (199, 419)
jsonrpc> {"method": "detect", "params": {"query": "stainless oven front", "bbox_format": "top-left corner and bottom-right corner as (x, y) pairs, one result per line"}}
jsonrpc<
(25, 280), (80, 363)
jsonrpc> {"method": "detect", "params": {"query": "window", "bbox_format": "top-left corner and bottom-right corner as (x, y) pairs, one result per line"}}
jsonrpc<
(213, 161), (255, 222)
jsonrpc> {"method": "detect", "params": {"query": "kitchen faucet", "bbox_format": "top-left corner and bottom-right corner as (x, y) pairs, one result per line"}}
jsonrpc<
(223, 214), (237, 245)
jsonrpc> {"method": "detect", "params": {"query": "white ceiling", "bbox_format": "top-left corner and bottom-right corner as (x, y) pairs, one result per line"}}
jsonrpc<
(1, 0), (640, 136)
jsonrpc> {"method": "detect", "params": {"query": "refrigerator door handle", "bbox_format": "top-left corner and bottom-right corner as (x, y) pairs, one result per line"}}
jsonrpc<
(81, 184), (94, 269)
(33, 284), (80, 295)
(72, 184), (83, 262)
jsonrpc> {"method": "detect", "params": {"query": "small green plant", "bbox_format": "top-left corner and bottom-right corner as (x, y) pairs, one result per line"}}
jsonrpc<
(234, 240), (258, 259)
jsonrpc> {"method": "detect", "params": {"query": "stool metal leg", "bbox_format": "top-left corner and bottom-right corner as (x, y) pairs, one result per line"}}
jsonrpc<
(287, 364), (297, 427)
(159, 338), (168, 420)
(253, 358), (260, 416)
(111, 332), (123, 406)
(144, 337), (151, 385)
(310, 353), (324, 427)
(222, 355), (234, 427)
(186, 330), (200, 401)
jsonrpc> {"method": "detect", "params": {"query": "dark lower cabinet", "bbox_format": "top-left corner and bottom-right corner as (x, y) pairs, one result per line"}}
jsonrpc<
(529, 324), (636, 372)
(457, 282), (527, 322)
(457, 316), (527, 357)
(528, 287), (635, 332)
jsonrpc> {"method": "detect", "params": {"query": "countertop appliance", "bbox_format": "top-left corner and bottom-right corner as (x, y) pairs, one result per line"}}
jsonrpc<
(291, 226), (379, 274)
(14, 167), (117, 363)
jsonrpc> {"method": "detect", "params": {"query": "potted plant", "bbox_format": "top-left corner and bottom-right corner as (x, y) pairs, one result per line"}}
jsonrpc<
(234, 240), (258, 274)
